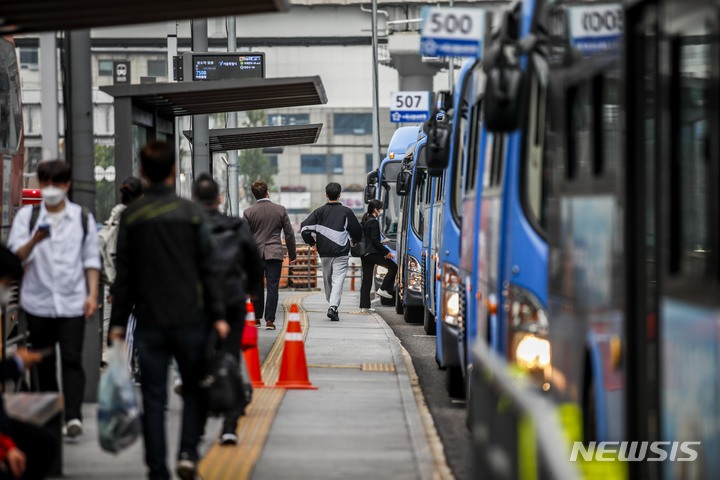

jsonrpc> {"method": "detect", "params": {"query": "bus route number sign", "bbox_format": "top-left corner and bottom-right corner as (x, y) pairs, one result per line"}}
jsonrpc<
(568, 4), (623, 55)
(420, 7), (485, 58)
(390, 91), (430, 123)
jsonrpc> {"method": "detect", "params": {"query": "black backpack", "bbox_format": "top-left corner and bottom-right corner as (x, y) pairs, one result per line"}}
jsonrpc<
(200, 333), (247, 416)
(208, 215), (247, 306)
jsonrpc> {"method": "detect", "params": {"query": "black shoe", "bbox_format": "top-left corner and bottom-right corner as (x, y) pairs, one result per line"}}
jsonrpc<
(327, 307), (339, 322)
(176, 452), (197, 480)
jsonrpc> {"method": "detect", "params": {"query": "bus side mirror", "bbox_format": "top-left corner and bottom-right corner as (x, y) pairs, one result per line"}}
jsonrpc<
(364, 184), (377, 203)
(425, 110), (452, 177)
(484, 44), (525, 133)
(396, 170), (412, 196)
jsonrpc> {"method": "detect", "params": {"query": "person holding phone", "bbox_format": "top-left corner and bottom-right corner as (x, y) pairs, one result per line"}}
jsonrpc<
(7, 160), (101, 439)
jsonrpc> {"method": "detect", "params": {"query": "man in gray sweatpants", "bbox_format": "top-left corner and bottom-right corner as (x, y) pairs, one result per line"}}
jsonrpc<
(301, 183), (363, 321)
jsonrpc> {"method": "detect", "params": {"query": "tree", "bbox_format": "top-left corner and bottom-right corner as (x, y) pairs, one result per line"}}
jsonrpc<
(238, 110), (277, 204)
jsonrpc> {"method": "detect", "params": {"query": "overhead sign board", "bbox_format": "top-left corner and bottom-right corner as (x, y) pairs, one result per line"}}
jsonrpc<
(420, 7), (485, 58)
(390, 91), (431, 123)
(192, 53), (265, 81)
(568, 4), (623, 55)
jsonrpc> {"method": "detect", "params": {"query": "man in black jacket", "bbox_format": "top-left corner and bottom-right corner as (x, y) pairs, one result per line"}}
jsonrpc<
(301, 183), (362, 321)
(109, 141), (228, 480)
(192, 173), (264, 446)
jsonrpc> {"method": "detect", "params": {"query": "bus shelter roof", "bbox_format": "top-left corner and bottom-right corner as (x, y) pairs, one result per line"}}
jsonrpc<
(100, 76), (327, 119)
(0, 0), (287, 34)
(183, 124), (323, 153)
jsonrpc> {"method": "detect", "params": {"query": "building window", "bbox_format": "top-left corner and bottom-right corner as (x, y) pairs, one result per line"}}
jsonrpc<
(268, 113), (310, 126)
(366, 153), (373, 172)
(301, 154), (343, 174)
(22, 105), (41, 135)
(19, 48), (38, 69)
(147, 59), (167, 77)
(334, 113), (372, 135)
(98, 60), (114, 76)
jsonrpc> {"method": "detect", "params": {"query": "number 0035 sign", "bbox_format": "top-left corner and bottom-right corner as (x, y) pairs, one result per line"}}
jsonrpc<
(420, 7), (486, 58)
(390, 91), (431, 123)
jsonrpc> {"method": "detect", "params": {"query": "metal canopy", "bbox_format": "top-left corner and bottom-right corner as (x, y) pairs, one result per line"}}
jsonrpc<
(184, 124), (323, 153)
(100, 76), (327, 119)
(0, 0), (287, 34)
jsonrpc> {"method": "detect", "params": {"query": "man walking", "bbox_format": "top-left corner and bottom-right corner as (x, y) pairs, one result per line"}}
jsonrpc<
(109, 141), (228, 480)
(242, 180), (297, 330)
(192, 173), (264, 445)
(301, 183), (362, 322)
(8, 159), (101, 438)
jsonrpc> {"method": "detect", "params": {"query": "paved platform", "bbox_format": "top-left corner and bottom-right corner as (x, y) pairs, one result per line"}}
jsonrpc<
(52, 291), (442, 480)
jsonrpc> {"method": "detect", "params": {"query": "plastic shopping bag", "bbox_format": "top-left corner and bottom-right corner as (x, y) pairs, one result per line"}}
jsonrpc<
(98, 341), (142, 453)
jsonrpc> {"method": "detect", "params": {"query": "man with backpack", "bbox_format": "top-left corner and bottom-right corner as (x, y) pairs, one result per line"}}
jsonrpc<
(192, 173), (264, 445)
(7, 159), (101, 438)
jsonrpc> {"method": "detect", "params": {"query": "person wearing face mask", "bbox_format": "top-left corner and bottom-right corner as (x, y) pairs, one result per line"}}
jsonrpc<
(359, 199), (397, 313)
(7, 160), (101, 439)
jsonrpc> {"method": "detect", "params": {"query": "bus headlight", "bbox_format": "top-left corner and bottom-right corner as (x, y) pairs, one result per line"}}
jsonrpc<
(442, 265), (461, 327)
(515, 335), (551, 370)
(407, 256), (422, 292)
(506, 284), (551, 379)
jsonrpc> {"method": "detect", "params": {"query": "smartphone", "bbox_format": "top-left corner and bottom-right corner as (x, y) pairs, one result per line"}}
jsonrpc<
(38, 224), (51, 233)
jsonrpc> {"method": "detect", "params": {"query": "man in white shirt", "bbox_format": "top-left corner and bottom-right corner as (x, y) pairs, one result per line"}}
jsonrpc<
(7, 160), (101, 438)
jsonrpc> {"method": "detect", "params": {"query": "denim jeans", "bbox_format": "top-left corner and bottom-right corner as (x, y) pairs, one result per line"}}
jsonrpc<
(134, 320), (208, 480)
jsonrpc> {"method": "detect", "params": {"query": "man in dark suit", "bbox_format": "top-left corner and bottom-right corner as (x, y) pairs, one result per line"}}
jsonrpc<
(242, 181), (297, 330)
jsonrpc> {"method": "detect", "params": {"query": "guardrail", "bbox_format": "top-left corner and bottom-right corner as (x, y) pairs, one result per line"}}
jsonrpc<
(469, 340), (579, 480)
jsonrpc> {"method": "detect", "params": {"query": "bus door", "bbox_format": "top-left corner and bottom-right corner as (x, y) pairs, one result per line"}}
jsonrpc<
(627, 1), (720, 478)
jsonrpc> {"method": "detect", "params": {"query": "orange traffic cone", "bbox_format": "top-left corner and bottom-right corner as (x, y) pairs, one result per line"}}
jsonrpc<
(242, 298), (266, 388)
(274, 304), (317, 390)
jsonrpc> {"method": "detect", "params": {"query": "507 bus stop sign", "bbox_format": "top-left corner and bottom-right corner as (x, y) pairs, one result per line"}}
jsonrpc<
(420, 7), (486, 58)
(390, 91), (430, 123)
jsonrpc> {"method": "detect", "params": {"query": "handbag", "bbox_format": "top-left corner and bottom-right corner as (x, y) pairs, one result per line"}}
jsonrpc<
(350, 237), (368, 257)
(201, 333), (245, 416)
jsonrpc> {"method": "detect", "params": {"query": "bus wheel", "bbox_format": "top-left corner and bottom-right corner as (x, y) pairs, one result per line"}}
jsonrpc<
(446, 366), (466, 398)
(404, 305), (423, 324)
(424, 307), (436, 335)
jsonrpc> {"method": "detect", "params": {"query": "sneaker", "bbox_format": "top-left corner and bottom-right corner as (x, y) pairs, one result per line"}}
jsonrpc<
(173, 378), (183, 395)
(255, 319), (262, 327)
(220, 432), (238, 446)
(265, 321), (276, 330)
(376, 289), (393, 299)
(360, 308), (376, 314)
(65, 419), (83, 438)
(327, 307), (339, 322)
(176, 453), (198, 480)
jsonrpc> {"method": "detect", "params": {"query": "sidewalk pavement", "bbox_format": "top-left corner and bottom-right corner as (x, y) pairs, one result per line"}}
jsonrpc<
(52, 290), (440, 480)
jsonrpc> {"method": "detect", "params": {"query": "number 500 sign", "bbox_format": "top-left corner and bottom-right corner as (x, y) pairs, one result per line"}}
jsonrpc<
(421, 7), (486, 58)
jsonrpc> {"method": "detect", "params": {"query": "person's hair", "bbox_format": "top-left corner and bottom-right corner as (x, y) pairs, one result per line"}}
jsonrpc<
(326, 182), (342, 201)
(362, 199), (383, 224)
(251, 180), (268, 200)
(140, 141), (175, 183)
(0, 246), (22, 281)
(192, 173), (219, 207)
(119, 176), (143, 205)
(37, 160), (71, 184)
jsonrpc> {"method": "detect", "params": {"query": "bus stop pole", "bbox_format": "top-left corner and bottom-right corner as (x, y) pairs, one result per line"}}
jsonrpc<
(191, 20), (210, 177)
(226, 16), (239, 216)
(371, 0), (381, 170)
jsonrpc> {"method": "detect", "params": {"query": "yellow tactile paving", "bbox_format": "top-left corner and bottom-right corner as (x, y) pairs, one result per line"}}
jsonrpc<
(199, 294), (312, 480)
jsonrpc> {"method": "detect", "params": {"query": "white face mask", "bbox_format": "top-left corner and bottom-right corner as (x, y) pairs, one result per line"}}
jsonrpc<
(41, 186), (66, 207)
(0, 286), (12, 306)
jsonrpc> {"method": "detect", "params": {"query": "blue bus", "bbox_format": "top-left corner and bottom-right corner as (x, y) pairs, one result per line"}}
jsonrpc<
(394, 133), (428, 323)
(365, 125), (422, 304)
